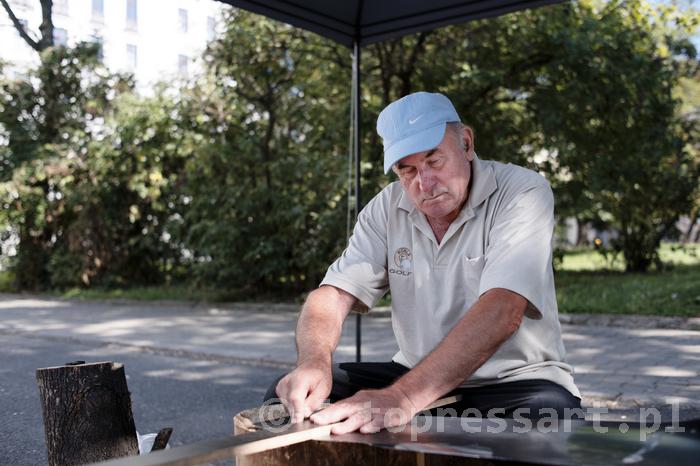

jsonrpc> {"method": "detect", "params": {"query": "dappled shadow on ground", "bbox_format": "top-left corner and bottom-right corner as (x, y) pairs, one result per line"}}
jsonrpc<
(563, 325), (700, 405)
(0, 296), (399, 365)
(1, 295), (698, 416)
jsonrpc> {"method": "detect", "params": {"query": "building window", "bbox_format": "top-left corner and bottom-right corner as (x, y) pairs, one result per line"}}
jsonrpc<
(54, 28), (68, 46)
(126, 0), (137, 30)
(127, 44), (137, 69)
(92, 0), (104, 21)
(207, 16), (216, 41)
(178, 9), (188, 34)
(178, 54), (188, 76)
(54, 0), (69, 16)
(92, 35), (104, 61)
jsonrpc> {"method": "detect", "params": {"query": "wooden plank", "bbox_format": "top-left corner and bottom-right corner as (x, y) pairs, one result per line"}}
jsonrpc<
(425, 394), (461, 410)
(86, 420), (332, 466)
(87, 395), (463, 466)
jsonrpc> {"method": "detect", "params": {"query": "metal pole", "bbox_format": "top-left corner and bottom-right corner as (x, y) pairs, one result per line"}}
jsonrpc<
(353, 41), (362, 363)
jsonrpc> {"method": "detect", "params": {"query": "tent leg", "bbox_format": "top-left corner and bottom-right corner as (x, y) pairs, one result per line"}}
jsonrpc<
(353, 41), (362, 363)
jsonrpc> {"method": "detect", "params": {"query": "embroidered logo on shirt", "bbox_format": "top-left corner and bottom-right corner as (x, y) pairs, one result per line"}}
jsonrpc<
(390, 247), (412, 276)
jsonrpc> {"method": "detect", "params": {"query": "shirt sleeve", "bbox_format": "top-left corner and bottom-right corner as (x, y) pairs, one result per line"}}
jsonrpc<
(478, 182), (555, 319)
(320, 194), (390, 311)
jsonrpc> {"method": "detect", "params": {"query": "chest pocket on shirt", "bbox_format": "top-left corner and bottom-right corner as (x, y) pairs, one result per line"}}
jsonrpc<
(460, 255), (486, 303)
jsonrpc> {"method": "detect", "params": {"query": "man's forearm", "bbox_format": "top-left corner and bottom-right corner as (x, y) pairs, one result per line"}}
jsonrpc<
(392, 288), (526, 410)
(295, 286), (355, 365)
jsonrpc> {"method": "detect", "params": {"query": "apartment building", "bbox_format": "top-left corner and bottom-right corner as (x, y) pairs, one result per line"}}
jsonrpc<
(0, 0), (225, 90)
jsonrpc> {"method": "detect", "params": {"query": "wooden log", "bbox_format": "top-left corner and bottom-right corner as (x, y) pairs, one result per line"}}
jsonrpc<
(36, 361), (139, 466)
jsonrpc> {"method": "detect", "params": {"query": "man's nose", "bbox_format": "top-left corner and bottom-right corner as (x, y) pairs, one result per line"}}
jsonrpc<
(417, 168), (436, 193)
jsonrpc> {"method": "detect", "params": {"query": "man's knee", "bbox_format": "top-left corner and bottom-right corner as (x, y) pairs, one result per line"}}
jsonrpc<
(523, 385), (582, 418)
(263, 373), (286, 403)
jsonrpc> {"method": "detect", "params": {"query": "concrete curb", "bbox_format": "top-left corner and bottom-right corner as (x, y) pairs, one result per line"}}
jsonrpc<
(558, 313), (700, 331)
(1, 293), (698, 330)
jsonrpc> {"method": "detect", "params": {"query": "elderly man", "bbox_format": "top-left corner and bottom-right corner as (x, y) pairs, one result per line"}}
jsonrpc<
(266, 92), (581, 434)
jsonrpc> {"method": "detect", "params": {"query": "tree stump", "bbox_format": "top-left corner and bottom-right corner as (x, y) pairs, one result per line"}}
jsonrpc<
(36, 361), (139, 466)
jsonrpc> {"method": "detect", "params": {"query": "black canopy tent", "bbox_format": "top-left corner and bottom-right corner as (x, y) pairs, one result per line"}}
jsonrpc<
(215, 0), (565, 362)
(215, 0), (563, 47)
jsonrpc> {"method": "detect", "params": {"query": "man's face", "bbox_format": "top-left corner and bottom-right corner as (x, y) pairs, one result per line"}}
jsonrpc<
(394, 125), (474, 224)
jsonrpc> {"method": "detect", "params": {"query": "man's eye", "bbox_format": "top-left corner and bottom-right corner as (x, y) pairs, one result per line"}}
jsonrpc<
(400, 167), (416, 176)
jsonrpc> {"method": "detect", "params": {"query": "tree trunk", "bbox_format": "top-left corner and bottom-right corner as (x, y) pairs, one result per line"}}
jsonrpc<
(36, 361), (139, 466)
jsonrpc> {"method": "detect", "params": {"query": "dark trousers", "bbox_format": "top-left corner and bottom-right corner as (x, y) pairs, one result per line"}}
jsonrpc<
(264, 361), (582, 419)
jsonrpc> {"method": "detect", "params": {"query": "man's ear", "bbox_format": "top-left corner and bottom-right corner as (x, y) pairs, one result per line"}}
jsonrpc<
(462, 125), (475, 161)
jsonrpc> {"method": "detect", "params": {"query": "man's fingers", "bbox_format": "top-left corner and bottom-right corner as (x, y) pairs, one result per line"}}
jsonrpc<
(330, 409), (373, 435)
(360, 420), (382, 434)
(358, 407), (410, 433)
(305, 387), (329, 414)
(275, 361), (333, 423)
(310, 399), (359, 425)
(285, 386), (310, 423)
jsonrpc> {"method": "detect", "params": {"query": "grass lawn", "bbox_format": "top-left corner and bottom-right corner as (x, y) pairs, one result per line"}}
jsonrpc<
(555, 243), (700, 317)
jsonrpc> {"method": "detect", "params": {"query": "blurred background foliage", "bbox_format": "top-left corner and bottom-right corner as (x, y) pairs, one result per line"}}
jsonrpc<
(0, 0), (698, 299)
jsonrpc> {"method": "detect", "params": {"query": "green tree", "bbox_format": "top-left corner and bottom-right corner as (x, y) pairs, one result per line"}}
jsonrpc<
(0, 43), (130, 288)
(360, 0), (699, 271)
(3, 0), (697, 294)
(529, 0), (699, 270)
(172, 9), (352, 294)
(0, 0), (138, 288)
(44, 90), (186, 287)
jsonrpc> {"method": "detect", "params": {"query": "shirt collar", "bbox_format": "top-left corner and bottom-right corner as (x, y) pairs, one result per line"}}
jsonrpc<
(467, 153), (497, 209)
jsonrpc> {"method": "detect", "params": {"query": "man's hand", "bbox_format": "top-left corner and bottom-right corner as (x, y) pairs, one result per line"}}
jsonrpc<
(309, 385), (418, 435)
(276, 359), (332, 423)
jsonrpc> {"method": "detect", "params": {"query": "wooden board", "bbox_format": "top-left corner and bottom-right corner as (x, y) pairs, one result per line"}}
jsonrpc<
(86, 395), (466, 466)
(86, 420), (333, 466)
(233, 395), (492, 466)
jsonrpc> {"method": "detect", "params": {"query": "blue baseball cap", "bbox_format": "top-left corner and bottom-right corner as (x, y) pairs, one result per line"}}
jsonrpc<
(377, 92), (461, 174)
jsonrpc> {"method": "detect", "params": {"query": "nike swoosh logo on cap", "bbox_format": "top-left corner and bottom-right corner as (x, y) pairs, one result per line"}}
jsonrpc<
(408, 115), (422, 124)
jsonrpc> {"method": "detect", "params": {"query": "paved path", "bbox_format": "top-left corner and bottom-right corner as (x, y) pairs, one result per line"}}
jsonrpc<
(1, 295), (698, 409)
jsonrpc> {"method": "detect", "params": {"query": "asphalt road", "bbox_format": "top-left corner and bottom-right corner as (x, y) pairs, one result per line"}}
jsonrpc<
(0, 331), (283, 466)
(2, 295), (699, 465)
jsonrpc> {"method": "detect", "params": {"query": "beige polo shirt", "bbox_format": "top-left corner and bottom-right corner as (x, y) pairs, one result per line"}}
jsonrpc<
(321, 155), (580, 398)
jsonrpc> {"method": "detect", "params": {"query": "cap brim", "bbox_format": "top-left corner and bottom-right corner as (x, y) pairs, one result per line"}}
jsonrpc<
(383, 122), (447, 174)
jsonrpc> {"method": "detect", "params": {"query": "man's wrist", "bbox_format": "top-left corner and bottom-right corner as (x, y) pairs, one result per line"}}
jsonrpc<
(296, 352), (332, 368)
(390, 376), (440, 415)
(391, 372), (446, 412)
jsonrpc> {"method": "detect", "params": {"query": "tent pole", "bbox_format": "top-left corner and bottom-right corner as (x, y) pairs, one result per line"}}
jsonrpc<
(353, 40), (362, 363)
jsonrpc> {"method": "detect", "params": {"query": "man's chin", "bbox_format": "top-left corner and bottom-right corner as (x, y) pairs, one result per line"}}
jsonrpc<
(421, 205), (453, 220)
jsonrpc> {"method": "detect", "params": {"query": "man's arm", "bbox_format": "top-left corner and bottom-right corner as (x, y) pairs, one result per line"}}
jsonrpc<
(393, 288), (526, 410)
(275, 285), (356, 422)
(311, 288), (527, 434)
